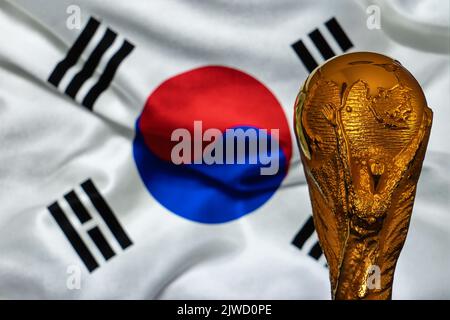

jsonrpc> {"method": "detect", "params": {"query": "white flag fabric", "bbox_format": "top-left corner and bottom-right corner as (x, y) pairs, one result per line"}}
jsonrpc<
(0, 0), (448, 299)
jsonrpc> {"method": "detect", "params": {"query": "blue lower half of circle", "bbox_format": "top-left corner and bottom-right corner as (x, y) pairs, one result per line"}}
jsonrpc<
(132, 121), (287, 224)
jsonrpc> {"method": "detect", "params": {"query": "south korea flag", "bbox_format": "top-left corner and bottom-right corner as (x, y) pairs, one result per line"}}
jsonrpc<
(0, 0), (448, 299)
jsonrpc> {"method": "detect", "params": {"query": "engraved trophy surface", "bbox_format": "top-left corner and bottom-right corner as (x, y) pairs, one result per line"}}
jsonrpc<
(294, 52), (433, 299)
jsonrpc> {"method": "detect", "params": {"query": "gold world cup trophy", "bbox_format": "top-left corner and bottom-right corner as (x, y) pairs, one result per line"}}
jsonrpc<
(294, 52), (433, 300)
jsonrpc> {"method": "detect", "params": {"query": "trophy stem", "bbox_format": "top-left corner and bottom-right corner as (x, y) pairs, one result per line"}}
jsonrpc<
(334, 232), (392, 300)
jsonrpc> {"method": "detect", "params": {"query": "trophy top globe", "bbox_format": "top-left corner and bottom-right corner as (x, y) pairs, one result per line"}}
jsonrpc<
(295, 51), (429, 165)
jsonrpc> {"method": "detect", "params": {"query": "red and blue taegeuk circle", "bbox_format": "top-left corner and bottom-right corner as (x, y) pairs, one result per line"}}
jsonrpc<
(133, 66), (292, 223)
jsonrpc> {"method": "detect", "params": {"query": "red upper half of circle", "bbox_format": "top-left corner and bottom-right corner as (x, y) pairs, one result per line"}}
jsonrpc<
(138, 65), (292, 163)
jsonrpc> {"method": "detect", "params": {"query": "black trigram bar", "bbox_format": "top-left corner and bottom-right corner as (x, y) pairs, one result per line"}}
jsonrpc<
(48, 17), (134, 110)
(82, 40), (135, 109)
(308, 241), (323, 260)
(48, 202), (99, 272)
(81, 179), (133, 249)
(65, 29), (117, 98)
(292, 17), (353, 72)
(325, 17), (353, 52)
(48, 179), (132, 272)
(308, 29), (335, 60)
(48, 17), (100, 86)
(292, 216), (315, 249)
(292, 40), (318, 73)
(292, 215), (324, 261)
(87, 226), (116, 261)
(64, 190), (92, 224)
